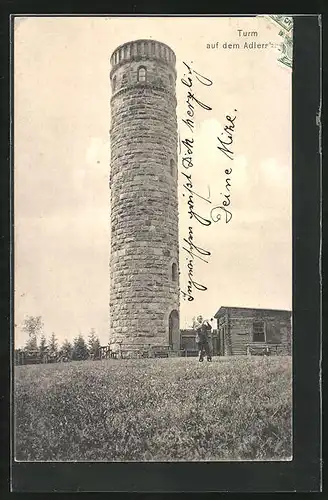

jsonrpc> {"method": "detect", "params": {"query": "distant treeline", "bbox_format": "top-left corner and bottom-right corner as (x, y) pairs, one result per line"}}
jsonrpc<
(15, 315), (103, 364)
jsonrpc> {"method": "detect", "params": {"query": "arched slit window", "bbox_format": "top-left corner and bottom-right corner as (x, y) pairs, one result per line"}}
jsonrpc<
(169, 74), (174, 86)
(112, 76), (117, 91)
(137, 66), (147, 83)
(122, 73), (128, 86)
(172, 262), (178, 281)
(170, 159), (175, 176)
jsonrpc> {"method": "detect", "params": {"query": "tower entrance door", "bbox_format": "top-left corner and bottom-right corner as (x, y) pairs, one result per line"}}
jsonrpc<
(168, 310), (180, 351)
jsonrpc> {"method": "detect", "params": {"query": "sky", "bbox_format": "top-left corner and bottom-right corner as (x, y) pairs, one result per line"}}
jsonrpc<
(14, 16), (292, 347)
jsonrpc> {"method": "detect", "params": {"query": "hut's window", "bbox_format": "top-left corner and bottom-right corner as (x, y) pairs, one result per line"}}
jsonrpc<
(137, 66), (147, 83)
(170, 159), (175, 175)
(112, 76), (117, 91)
(171, 262), (178, 281)
(169, 74), (173, 86)
(252, 321), (265, 342)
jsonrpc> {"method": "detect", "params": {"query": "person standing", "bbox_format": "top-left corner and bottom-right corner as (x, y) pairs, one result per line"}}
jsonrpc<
(203, 319), (213, 361)
(193, 315), (206, 361)
(193, 315), (213, 362)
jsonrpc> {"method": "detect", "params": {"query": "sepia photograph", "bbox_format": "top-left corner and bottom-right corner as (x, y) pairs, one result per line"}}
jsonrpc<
(13, 15), (293, 463)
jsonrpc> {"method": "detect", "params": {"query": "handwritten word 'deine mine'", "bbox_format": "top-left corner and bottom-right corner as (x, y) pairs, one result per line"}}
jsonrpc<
(210, 112), (237, 224)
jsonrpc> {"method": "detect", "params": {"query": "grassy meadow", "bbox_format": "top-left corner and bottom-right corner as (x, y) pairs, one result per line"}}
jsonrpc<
(14, 356), (292, 461)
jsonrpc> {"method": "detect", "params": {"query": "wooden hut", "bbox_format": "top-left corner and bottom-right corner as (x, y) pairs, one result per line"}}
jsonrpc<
(213, 306), (292, 356)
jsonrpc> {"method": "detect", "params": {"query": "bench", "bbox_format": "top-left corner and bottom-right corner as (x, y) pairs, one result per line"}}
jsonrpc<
(183, 348), (199, 357)
(115, 343), (152, 359)
(150, 345), (170, 358)
(246, 343), (282, 356)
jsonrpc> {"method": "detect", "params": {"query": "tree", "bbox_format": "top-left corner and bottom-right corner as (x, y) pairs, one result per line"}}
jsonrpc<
(38, 334), (48, 358)
(48, 332), (58, 358)
(23, 315), (43, 351)
(24, 334), (38, 352)
(61, 339), (73, 360)
(88, 328), (101, 358)
(72, 334), (89, 361)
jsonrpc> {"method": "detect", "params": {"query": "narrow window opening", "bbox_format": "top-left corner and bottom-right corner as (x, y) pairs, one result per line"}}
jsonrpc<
(112, 76), (117, 91)
(169, 74), (173, 86)
(170, 159), (175, 176)
(172, 262), (178, 281)
(137, 66), (147, 83)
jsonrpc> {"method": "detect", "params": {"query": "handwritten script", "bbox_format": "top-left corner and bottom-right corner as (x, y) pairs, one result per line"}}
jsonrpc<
(210, 112), (237, 224)
(180, 62), (213, 302)
(180, 62), (237, 301)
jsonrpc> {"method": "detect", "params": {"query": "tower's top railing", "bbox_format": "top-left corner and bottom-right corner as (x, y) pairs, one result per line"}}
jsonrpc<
(110, 39), (176, 71)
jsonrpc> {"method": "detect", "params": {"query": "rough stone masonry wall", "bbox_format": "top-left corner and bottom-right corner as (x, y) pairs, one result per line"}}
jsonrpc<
(109, 40), (179, 349)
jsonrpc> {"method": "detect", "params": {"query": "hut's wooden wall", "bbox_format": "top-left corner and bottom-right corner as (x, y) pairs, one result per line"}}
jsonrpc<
(217, 308), (291, 356)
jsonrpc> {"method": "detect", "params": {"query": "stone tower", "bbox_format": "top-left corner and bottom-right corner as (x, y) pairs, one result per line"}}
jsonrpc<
(109, 40), (179, 353)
